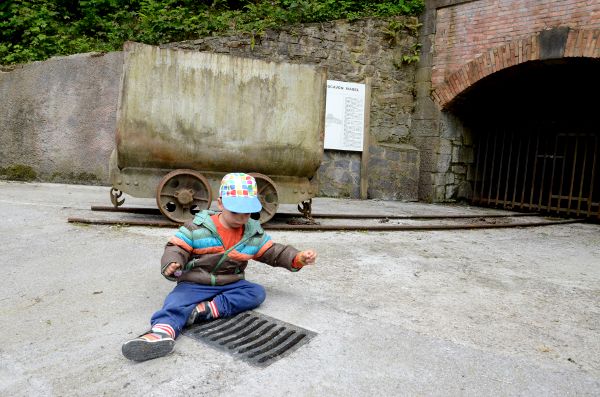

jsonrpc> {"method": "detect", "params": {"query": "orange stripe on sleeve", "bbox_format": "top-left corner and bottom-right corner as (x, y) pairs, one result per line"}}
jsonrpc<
(169, 236), (193, 252)
(255, 240), (274, 258)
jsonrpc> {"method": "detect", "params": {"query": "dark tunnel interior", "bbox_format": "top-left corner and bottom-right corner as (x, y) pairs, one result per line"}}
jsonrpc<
(447, 58), (600, 219)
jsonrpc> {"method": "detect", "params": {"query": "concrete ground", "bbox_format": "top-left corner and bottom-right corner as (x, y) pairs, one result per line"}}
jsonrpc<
(1, 181), (599, 397)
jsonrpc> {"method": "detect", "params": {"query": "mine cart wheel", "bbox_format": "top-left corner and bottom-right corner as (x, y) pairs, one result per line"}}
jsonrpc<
(249, 173), (279, 224)
(156, 169), (212, 223)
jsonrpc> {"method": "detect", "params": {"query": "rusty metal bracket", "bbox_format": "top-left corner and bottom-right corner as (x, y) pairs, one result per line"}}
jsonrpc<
(110, 187), (125, 208)
(297, 199), (313, 221)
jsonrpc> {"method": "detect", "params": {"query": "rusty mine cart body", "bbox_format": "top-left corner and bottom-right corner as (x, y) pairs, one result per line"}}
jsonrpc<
(108, 42), (327, 224)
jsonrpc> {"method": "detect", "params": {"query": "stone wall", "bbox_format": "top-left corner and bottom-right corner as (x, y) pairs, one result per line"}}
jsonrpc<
(166, 17), (421, 200)
(0, 17), (420, 200)
(0, 17), (421, 201)
(4, 2), (600, 204)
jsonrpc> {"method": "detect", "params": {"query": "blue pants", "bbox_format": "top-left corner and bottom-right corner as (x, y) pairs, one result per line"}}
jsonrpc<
(150, 280), (266, 337)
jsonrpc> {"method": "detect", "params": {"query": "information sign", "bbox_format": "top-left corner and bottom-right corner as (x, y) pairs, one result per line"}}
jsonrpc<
(323, 80), (366, 152)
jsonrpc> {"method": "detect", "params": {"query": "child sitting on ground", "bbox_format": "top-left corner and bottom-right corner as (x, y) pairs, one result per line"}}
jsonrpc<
(122, 172), (317, 361)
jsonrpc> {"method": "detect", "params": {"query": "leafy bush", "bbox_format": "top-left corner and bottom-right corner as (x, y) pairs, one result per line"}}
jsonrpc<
(0, 0), (424, 65)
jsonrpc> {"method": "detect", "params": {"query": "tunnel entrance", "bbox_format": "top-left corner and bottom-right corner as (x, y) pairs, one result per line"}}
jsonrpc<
(449, 58), (600, 220)
(472, 125), (598, 218)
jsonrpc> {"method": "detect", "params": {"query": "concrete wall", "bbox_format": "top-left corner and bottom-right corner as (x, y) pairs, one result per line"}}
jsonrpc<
(0, 52), (123, 184)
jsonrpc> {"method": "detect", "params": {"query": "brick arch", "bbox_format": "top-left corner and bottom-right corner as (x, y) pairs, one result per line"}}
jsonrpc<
(431, 28), (600, 109)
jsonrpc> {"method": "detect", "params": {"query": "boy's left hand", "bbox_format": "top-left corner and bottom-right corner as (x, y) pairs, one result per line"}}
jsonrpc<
(298, 250), (317, 266)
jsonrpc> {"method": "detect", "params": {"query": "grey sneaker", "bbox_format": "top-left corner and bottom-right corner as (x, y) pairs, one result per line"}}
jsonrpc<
(186, 301), (212, 326)
(122, 331), (175, 361)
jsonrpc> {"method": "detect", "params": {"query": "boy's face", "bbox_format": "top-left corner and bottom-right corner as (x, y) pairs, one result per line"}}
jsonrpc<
(217, 198), (251, 229)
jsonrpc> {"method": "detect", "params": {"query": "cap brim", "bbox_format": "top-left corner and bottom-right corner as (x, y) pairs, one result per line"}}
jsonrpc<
(221, 196), (262, 213)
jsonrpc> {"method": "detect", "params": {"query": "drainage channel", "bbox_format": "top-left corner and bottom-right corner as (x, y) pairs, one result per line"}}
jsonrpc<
(183, 311), (316, 368)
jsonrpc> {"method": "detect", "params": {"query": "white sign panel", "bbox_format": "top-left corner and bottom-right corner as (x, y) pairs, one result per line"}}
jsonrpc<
(324, 80), (365, 152)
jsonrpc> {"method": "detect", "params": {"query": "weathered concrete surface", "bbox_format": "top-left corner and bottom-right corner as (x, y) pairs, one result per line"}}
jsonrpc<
(1, 181), (599, 396)
(0, 52), (122, 184)
(116, 42), (326, 178)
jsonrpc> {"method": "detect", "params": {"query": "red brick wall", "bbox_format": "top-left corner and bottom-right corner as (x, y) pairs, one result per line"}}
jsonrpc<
(431, 0), (600, 106)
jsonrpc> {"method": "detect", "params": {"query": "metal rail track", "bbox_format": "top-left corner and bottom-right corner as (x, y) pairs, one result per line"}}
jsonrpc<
(66, 206), (585, 231)
(89, 205), (539, 219)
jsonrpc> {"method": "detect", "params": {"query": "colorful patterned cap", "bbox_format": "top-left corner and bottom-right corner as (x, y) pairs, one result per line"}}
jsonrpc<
(219, 173), (262, 214)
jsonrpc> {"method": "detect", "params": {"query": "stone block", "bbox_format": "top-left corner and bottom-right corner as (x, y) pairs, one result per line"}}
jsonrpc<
(334, 159), (350, 169)
(437, 154), (451, 173)
(452, 145), (461, 161)
(391, 125), (410, 139)
(368, 145), (384, 156)
(411, 119), (440, 137)
(457, 181), (473, 200)
(435, 185), (446, 201)
(414, 66), (431, 83)
(384, 148), (401, 161)
(452, 164), (467, 174)
(413, 136), (440, 152)
(407, 150), (418, 164)
(414, 81), (432, 98)
(446, 184), (457, 200)
(321, 31), (337, 42)
(438, 139), (452, 156)
(365, 42), (381, 56)
(363, 65), (376, 76)
(313, 49), (328, 59)
(432, 173), (446, 186)
(350, 159), (361, 174)
(288, 44), (304, 57)
(418, 51), (432, 66)
(368, 157), (388, 170)
(366, 143), (420, 200)
(413, 97), (440, 120)
(279, 32), (299, 44)
(439, 113), (463, 140)
(417, 149), (436, 173)
(277, 43), (289, 55)
(418, 178), (434, 202)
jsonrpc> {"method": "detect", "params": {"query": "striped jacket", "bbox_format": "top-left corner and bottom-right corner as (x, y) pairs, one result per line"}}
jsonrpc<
(161, 210), (301, 285)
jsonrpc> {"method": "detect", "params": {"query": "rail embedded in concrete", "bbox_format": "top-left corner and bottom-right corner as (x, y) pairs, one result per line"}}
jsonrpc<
(67, 206), (585, 231)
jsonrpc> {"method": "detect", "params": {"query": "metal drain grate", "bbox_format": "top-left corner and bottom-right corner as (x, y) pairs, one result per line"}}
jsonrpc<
(183, 311), (316, 367)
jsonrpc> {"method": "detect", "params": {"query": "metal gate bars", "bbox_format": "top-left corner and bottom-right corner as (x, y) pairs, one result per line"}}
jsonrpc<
(472, 127), (599, 219)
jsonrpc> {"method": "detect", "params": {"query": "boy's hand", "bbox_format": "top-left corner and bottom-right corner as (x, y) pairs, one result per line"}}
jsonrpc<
(163, 262), (181, 276)
(297, 250), (317, 266)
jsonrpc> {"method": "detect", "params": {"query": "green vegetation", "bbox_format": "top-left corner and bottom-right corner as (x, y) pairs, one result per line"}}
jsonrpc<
(50, 171), (99, 184)
(401, 42), (422, 64)
(0, 0), (424, 65)
(0, 164), (37, 181)
(382, 17), (421, 42)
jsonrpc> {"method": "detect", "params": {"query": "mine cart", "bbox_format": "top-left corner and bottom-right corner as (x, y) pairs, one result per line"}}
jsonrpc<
(108, 42), (326, 223)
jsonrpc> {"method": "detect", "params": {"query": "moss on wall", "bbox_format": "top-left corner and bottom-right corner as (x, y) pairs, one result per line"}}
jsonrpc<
(0, 164), (37, 181)
(50, 171), (100, 185)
